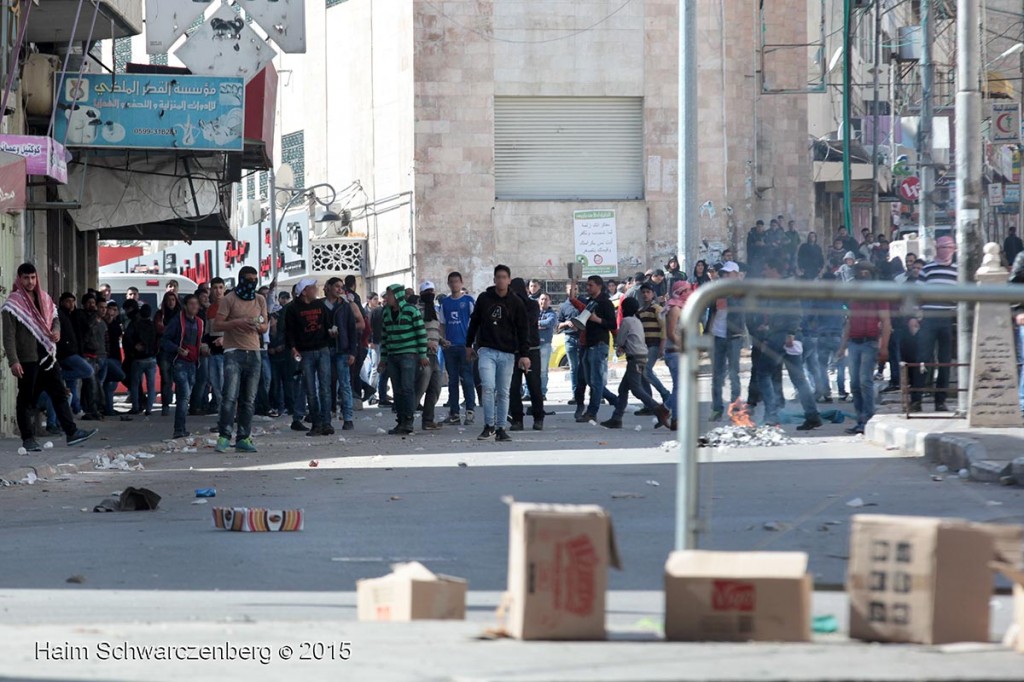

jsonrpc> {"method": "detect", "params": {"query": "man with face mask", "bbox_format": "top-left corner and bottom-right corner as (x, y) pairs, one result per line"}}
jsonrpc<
(212, 266), (269, 452)
(836, 261), (891, 434)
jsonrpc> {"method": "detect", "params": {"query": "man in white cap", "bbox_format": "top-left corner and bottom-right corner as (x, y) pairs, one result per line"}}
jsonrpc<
(286, 277), (334, 437)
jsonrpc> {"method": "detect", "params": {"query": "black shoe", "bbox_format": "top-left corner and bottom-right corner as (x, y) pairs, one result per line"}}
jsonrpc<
(306, 426), (323, 437)
(881, 385), (901, 393)
(80, 412), (102, 421)
(378, 398), (393, 407)
(575, 413), (596, 423)
(532, 420), (544, 431)
(477, 425), (496, 440)
(635, 407), (654, 416)
(422, 421), (443, 430)
(909, 402), (922, 413)
(21, 439), (42, 452)
(600, 418), (623, 429)
(509, 420), (524, 432)
(321, 424), (336, 435)
(568, 399), (576, 405)
(604, 396), (616, 406)
(795, 417), (824, 431)
(388, 423), (414, 435)
(495, 428), (512, 442)
(291, 420), (306, 431)
(342, 421), (355, 431)
(172, 431), (190, 439)
(845, 424), (865, 435)
(303, 415), (313, 424)
(67, 428), (98, 447)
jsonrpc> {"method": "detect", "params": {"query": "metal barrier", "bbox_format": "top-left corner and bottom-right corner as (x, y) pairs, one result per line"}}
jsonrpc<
(898, 361), (969, 418)
(675, 279), (1024, 550)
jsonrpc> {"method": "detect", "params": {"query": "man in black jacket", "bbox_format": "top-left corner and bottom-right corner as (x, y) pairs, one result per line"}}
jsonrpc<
(578, 275), (617, 422)
(508, 277), (545, 431)
(466, 264), (530, 442)
(286, 278), (334, 437)
(56, 292), (93, 416)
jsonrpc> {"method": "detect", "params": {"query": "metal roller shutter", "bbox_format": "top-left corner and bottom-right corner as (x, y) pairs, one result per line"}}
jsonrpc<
(494, 96), (644, 201)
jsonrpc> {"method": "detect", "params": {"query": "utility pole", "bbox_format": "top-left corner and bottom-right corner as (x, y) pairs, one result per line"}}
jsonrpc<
(675, 0), (697, 550)
(841, 0), (853, 234)
(870, 1), (883, 236)
(918, 0), (936, 261)
(955, 0), (982, 403)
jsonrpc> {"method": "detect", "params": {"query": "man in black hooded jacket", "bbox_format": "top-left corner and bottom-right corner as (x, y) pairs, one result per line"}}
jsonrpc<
(508, 277), (545, 431)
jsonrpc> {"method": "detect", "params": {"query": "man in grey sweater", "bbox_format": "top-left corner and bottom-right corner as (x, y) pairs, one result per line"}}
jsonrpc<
(2, 263), (96, 451)
(600, 297), (671, 429)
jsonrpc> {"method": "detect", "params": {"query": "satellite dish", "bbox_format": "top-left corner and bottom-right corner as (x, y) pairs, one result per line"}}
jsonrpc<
(274, 163), (296, 210)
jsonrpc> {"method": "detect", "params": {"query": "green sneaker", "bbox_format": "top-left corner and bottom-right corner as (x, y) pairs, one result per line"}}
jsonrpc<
(214, 436), (231, 453)
(234, 437), (257, 453)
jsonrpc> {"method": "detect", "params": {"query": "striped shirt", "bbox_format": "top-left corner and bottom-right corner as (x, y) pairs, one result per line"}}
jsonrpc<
(637, 304), (665, 346)
(381, 302), (427, 359)
(919, 260), (957, 311)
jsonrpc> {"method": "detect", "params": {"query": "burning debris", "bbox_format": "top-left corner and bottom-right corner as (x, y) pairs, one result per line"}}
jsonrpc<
(698, 399), (795, 448)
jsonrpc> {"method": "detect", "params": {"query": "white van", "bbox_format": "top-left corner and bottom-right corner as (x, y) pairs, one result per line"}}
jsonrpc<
(101, 273), (200, 310)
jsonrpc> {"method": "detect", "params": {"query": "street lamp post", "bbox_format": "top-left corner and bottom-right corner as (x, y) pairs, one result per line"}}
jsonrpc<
(268, 181), (341, 287)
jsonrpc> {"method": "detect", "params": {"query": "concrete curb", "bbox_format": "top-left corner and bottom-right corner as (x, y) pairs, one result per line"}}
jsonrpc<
(865, 420), (1019, 485)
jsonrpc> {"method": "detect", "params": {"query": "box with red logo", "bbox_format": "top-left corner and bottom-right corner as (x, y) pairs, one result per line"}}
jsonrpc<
(356, 561), (467, 622)
(504, 502), (621, 640)
(664, 550), (812, 642)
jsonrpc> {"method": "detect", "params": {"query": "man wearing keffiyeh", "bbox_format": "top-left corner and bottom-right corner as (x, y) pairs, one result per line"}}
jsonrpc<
(2, 263), (96, 452)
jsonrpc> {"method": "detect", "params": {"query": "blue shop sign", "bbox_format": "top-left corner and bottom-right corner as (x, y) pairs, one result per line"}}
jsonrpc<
(54, 73), (245, 151)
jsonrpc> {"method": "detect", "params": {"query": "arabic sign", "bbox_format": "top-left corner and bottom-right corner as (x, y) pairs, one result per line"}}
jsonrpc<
(0, 151), (26, 212)
(991, 102), (1021, 144)
(54, 73), (245, 151)
(0, 135), (69, 183)
(989, 183), (1004, 207)
(174, 4), (277, 85)
(573, 209), (619, 277)
(145, 0), (213, 54)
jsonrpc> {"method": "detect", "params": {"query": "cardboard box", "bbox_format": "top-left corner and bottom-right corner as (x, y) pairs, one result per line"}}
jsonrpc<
(847, 514), (995, 644)
(504, 502), (621, 640)
(993, 563), (1024, 653)
(664, 551), (812, 642)
(356, 562), (467, 622)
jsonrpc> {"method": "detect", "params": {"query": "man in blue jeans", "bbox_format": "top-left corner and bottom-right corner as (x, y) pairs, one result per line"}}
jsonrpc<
(213, 266), (269, 452)
(466, 265), (530, 442)
(440, 271), (476, 425)
(708, 263), (743, 420)
(556, 281), (583, 401)
(837, 261), (891, 434)
(161, 294), (206, 438)
(577, 275), (617, 423)
(377, 284), (428, 435)
(286, 278), (335, 437)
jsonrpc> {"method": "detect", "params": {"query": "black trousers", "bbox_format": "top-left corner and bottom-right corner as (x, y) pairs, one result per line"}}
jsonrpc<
(17, 360), (76, 440)
(911, 317), (954, 406)
(509, 349), (543, 423)
(746, 344), (783, 406)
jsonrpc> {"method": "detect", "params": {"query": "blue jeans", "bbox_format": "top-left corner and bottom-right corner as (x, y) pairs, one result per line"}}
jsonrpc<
(815, 334), (841, 398)
(477, 347), (515, 428)
(663, 351), (679, 419)
(443, 345), (476, 416)
(643, 345), (672, 403)
(299, 347), (333, 428)
(334, 353), (355, 422)
(219, 350), (261, 440)
(565, 334), (581, 394)
(585, 342), (610, 416)
(386, 353), (419, 423)
(60, 355), (93, 413)
(1018, 326), (1024, 411)
(848, 339), (879, 425)
(130, 357), (157, 413)
(539, 343), (552, 398)
(172, 362), (197, 435)
(711, 336), (742, 412)
(261, 349), (272, 396)
(207, 354), (225, 411)
(191, 354), (209, 410)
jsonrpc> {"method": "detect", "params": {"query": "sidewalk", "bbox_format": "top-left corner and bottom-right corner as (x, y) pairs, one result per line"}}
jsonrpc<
(866, 413), (1024, 485)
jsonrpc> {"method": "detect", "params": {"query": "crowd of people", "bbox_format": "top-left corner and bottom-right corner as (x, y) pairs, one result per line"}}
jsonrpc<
(1, 223), (981, 452)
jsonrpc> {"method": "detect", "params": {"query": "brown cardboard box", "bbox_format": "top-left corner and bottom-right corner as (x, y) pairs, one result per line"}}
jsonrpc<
(847, 515), (995, 644)
(993, 563), (1024, 653)
(663, 551), (812, 642)
(504, 502), (621, 640)
(356, 562), (467, 621)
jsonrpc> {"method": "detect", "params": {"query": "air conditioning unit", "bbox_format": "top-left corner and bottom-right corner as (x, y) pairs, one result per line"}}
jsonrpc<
(230, 199), (265, 234)
(22, 54), (60, 116)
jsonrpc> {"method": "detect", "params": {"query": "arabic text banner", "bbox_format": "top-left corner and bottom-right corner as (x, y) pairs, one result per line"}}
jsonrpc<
(54, 73), (246, 151)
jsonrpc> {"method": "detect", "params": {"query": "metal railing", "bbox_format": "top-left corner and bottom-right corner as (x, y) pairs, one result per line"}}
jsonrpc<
(675, 279), (1024, 550)
(899, 361), (968, 418)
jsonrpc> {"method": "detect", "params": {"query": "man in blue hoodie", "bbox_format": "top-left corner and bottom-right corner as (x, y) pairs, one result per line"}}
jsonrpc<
(161, 294), (206, 439)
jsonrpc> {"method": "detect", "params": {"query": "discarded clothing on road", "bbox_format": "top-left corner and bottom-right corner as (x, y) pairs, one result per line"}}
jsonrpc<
(93, 487), (161, 512)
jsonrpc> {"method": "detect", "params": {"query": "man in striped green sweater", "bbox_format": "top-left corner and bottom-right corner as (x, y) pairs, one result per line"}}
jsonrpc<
(377, 283), (428, 434)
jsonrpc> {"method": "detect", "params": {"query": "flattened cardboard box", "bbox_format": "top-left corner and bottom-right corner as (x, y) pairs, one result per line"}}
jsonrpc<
(357, 562), (467, 622)
(847, 515), (995, 645)
(504, 502), (621, 640)
(664, 550), (812, 642)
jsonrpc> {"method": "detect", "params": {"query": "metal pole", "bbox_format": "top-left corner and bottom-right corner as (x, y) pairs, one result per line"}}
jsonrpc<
(870, 1), (883, 236)
(674, 0), (699, 550)
(842, 0), (853, 233)
(919, 0), (936, 261)
(268, 167), (279, 286)
(955, 0), (982, 406)
(674, 278), (1024, 550)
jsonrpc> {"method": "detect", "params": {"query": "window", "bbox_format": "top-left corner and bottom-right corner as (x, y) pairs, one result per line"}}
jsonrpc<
(494, 97), (644, 201)
(282, 131), (306, 189)
(113, 38), (132, 73)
